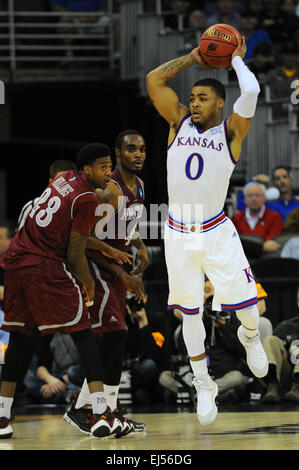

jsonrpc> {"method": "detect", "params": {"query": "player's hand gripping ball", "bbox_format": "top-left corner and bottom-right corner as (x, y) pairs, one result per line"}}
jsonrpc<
(199, 24), (242, 69)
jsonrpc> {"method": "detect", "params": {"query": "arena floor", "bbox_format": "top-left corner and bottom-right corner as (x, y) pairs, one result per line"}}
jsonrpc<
(1, 402), (299, 453)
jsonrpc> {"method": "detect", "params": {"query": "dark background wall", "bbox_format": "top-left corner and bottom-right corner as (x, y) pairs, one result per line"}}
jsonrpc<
(0, 79), (169, 223)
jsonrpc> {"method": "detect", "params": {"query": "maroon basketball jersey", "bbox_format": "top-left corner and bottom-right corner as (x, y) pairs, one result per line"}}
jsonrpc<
(0, 171), (99, 270)
(103, 167), (144, 252)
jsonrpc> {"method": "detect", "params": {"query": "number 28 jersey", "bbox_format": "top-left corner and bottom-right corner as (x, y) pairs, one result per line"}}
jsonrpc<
(167, 114), (236, 223)
(0, 171), (99, 270)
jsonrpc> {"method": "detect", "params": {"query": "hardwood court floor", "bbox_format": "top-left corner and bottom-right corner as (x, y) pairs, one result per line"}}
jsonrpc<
(1, 405), (299, 451)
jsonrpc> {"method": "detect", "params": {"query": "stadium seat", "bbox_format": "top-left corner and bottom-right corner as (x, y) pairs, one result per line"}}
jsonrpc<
(252, 257), (299, 327)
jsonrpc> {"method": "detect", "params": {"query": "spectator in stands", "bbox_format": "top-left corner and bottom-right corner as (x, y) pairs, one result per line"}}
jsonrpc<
(255, 281), (273, 343)
(24, 330), (82, 404)
(281, 237), (299, 260)
(239, 10), (272, 62)
(265, 42), (299, 92)
(206, 0), (241, 30)
(203, 0), (244, 18)
(0, 221), (15, 324)
(257, 0), (299, 46)
(281, 0), (299, 17)
(0, 221), (14, 382)
(163, 0), (196, 31)
(261, 293), (299, 403)
(50, 0), (107, 31)
(267, 165), (299, 222)
(264, 42), (299, 119)
(183, 9), (207, 49)
(246, 41), (275, 91)
(232, 181), (283, 253)
(51, 0), (120, 57)
(236, 173), (274, 211)
(283, 207), (299, 234)
(280, 208), (299, 260)
(125, 292), (177, 405)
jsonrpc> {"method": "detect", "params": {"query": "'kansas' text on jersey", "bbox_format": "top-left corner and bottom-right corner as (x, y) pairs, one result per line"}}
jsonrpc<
(167, 114), (236, 223)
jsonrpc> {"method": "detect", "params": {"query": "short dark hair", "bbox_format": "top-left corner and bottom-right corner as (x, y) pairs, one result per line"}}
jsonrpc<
(192, 78), (226, 101)
(49, 159), (77, 179)
(272, 165), (292, 179)
(76, 143), (111, 170)
(114, 129), (143, 150)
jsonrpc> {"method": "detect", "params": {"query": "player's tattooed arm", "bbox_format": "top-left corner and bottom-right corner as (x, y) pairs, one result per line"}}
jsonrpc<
(146, 47), (209, 128)
(149, 47), (208, 84)
(68, 230), (95, 302)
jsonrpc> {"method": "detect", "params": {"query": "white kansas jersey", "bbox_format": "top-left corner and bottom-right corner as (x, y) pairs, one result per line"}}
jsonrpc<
(167, 113), (237, 223)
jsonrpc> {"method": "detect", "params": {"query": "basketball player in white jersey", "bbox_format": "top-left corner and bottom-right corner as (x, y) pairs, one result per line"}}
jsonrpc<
(146, 36), (268, 425)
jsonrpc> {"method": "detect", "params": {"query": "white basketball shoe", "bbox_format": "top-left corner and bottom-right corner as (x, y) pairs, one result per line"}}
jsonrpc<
(192, 375), (218, 425)
(237, 325), (269, 378)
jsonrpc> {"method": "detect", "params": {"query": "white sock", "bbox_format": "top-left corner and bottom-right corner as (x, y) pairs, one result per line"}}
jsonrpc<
(75, 379), (91, 409)
(104, 384), (119, 411)
(0, 396), (14, 419)
(190, 357), (208, 381)
(90, 391), (107, 415)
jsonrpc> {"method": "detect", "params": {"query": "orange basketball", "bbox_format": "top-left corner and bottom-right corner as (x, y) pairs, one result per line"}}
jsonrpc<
(199, 24), (242, 69)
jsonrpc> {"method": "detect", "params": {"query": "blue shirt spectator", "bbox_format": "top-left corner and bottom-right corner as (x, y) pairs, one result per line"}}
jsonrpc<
(245, 30), (272, 61)
(239, 10), (272, 62)
(51, 0), (106, 11)
(266, 196), (299, 222)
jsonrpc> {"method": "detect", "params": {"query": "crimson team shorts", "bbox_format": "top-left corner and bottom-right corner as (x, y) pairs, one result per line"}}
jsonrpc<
(88, 260), (127, 334)
(2, 258), (91, 336)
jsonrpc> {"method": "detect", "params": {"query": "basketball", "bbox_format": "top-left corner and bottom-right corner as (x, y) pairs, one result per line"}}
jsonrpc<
(199, 24), (242, 69)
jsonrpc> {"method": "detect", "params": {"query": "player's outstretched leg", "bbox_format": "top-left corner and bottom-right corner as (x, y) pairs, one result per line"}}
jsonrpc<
(236, 305), (268, 378)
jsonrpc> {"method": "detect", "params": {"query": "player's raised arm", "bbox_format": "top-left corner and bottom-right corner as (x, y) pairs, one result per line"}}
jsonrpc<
(146, 47), (208, 127)
(226, 36), (260, 161)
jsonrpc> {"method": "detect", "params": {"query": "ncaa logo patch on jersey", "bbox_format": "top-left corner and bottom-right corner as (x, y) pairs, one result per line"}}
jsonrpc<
(210, 125), (223, 136)
(139, 187), (143, 198)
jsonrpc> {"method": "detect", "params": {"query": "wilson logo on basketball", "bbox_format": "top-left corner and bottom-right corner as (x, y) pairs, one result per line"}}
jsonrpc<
(204, 29), (231, 41)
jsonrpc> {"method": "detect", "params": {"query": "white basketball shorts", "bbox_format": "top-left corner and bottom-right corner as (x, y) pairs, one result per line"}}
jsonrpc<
(164, 212), (258, 316)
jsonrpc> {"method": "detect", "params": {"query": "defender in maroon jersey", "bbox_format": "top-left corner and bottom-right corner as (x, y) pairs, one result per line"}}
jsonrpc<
(65, 130), (149, 436)
(0, 143), (129, 439)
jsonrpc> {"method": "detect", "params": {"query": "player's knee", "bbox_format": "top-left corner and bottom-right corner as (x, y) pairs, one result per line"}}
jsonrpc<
(236, 304), (259, 328)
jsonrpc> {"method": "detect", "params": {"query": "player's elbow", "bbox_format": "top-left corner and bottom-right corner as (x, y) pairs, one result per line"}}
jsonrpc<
(146, 70), (162, 92)
(243, 77), (260, 96)
(146, 72), (155, 93)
